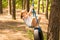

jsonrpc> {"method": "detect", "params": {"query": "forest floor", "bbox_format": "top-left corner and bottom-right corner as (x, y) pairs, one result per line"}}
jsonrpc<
(0, 9), (48, 40)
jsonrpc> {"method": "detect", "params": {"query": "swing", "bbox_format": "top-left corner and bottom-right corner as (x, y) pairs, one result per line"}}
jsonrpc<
(32, 0), (44, 40)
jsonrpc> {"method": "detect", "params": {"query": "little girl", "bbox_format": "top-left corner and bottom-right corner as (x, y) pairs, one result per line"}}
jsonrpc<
(21, 6), (44, 40)
(21, 6), (41, 28)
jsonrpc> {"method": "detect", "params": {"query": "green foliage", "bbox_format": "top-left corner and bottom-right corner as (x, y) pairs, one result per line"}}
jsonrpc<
(2, 0), (8, 8)
(2, 0), (22, 9)
(16, 0), (22, 9)
(43, 32), (47, 40)
(26, 30), (34, 40)
(2, 0), (51, 13)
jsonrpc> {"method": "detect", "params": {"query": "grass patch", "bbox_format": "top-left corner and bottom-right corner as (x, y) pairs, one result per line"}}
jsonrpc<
(26, 30), (47, 40)
(43, 32), (47, 40)
(26, 30), (34, 40)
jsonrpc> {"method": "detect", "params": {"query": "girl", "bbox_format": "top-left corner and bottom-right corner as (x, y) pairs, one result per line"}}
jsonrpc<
(21, 6), (41, 28)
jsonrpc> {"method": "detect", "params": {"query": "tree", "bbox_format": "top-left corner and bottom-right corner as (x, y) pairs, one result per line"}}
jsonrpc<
(22, 0), (23, 9)
(11, 0), (16, 19)
(45, 0), (49, 19)
(22, 0), (25, 9)
(22, 0), (30, 12)
(8, 0), (11, 15)
(0, 0), (3, 14)
(42, 0), (44, 13)
(47, 0), (60, 40)
(59, 30), (60, 40)
(26, 0), (30, 12)
(37, 0), (40, 14)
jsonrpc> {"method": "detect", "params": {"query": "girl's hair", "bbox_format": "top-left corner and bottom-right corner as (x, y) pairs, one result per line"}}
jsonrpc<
(21, 12), (24, 19)
(21, 10), (27, 19)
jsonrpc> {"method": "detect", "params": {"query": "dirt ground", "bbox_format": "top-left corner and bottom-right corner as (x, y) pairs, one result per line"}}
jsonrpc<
(0, 9), (48, 40)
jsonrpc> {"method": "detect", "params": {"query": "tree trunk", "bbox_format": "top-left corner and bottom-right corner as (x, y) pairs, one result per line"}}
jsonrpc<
(59, 30), (60, 40)
(26, 0), (30, 12)
(47, 0), (60, 40)
(42, 0), (44, 13)
(11, 0), (16, 20)
(37, 0), (40, 14)
(22, 0), (25, 9)
(0, 0), (3, 14)
(22, 0), (23, 9)
(8, 0), (11, 15)
(45, 0), (49, 19)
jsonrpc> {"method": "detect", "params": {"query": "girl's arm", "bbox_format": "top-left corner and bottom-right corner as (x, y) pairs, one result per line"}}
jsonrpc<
(28, 6), (34, 16)
(29, 6), (34, 13)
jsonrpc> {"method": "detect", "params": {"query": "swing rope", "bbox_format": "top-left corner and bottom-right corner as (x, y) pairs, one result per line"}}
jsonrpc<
(32, 0), (42, 31)
(31, 1), (44, 40)
(32, 0), (39, 25)
(32, 0), (38, 23)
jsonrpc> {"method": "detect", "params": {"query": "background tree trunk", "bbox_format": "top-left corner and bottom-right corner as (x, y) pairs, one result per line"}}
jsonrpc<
(8, 0), (11, 15)
(22, 0), (25, 9)
(25, 0), (26, 9)
(0, 0), (3, 14)
(22, 0), (29, 12)
(26, 0), (30, 12)
(11, 0), (16, 20)
(22, 0), (23, 9)
(47, 0), (60, 40)
(42, 0), (44, 13)
(37, 0), (40, 14)
(45, 0), (49, 19)
(59, 30), (60, 40)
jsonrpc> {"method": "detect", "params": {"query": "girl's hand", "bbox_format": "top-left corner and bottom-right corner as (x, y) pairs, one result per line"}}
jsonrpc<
(29, 6), (34, 13)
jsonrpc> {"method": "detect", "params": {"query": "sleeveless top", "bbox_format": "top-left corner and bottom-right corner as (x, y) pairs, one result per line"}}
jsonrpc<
(24, 16), (34, 27)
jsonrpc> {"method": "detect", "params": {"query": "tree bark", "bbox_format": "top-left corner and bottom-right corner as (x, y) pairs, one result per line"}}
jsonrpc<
(11, 0), (16, 20)
(8, 0), (11, 15)
(22, 0), (25, 9)
(45, 0), (49, 19)
(42, 0), (44, 13)
(26, 0), (30, 12)
(0, 0), (3, 14)
(22, 0), (23, 9)
(47, 0), (60, 40)
(59, 30), (60, 40)
(37, 0), (40, 14)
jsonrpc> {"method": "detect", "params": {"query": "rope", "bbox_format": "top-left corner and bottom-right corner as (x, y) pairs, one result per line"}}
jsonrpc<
(32, 0), (39, 24)
(32, 1), (44, 40)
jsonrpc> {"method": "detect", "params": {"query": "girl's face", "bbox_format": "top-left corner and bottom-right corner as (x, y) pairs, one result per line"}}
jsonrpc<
(21, 10), (28, 19)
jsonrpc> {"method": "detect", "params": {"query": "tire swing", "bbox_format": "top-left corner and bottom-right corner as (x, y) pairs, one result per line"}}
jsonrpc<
(32, 0), (44, 40)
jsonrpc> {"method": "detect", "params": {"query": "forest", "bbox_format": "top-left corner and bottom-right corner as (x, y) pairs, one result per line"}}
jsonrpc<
(0, 0), (60, 40)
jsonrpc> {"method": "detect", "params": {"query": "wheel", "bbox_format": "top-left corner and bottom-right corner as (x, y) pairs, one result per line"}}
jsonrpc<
(34, 29), (40, 40)
(34, 28), (44, 40)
